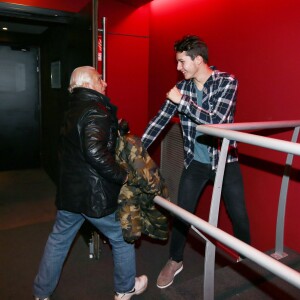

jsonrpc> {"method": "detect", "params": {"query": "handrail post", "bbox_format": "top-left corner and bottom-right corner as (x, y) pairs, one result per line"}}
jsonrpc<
(203, 138), (230, 300)
(272, 126), (300, 259)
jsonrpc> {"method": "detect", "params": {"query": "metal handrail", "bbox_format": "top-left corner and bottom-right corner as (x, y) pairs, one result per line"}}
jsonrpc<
(154, 195), (300, 289)
(197, 123), (300, 155)
(156, 120), (300, 299)
(197, 121), (300, 260)
(204, 120), (300, 131)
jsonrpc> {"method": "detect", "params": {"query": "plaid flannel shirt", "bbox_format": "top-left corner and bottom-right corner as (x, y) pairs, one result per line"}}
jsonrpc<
(141, 70), (239, 170)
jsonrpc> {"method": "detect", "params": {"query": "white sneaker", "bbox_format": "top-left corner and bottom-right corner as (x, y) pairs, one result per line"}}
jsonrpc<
(114, 275), (148, 300)
(34, 297), (50, 300)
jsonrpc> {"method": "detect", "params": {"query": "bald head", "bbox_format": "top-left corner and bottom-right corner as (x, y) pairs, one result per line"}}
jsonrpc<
(68, 66), (107, 95)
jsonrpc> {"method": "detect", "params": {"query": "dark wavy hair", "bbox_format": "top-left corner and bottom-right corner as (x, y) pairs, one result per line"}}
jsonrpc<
(174, 35), (208, 63)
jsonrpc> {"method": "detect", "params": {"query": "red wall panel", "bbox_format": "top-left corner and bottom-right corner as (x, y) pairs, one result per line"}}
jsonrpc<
(99, 0), (150, 36)
(99, 0), (150, 136)
(148, 0), (300, 253)
(104, 34), (149, 136)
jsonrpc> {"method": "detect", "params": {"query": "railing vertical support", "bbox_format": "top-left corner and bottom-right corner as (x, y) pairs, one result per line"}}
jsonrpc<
(272, 126), (300, 259)
(203, 138), (230, 300)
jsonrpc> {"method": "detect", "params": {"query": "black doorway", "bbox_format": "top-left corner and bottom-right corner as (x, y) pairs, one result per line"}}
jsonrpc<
(0, 1), (97, 178)
(0, 44), (40, 170)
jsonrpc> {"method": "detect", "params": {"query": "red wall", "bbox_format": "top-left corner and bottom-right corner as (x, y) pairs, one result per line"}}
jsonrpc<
(99, 0), (150, 136)
(148, 0), (300, 253)
(4, 0), (300, 254)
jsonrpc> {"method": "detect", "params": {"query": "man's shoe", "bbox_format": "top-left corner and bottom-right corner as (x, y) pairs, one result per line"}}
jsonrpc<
(157, 259), (183, 289)
(114, 275), (148, 300)
(34, 297), (50, 300)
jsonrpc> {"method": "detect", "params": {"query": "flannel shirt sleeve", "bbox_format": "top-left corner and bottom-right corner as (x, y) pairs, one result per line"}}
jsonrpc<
(141, 99), (177, 149)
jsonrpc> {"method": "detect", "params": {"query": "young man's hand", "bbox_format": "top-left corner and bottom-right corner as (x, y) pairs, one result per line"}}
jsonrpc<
(166, 86), (182, 104)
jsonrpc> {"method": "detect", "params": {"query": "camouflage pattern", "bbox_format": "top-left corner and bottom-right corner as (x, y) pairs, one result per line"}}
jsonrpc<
(115, 133), (169, 243)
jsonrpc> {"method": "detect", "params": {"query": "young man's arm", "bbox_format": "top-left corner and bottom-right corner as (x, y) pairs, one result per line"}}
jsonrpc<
(141, 100), (177, 149)
(168, 77), (238, 125)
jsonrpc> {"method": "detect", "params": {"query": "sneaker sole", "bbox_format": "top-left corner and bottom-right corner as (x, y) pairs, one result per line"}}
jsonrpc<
(115, 276), (148, 300)
(156, 265), (183, 289)
(136, 276), (148, 295)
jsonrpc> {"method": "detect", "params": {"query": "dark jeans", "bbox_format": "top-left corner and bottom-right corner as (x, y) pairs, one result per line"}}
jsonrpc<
(170, 160), (251, 262)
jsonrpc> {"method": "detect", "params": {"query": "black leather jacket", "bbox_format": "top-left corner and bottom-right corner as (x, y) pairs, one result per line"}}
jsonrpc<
(56, 87), (127, 217)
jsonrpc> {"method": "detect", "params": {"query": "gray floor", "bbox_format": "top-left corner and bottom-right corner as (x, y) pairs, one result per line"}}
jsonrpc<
(0, 168), (299, 300)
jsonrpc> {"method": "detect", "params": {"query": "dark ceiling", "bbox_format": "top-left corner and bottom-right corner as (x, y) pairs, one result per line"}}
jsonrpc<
(0, 1), (153, 35)
(0, 2), (76, 35)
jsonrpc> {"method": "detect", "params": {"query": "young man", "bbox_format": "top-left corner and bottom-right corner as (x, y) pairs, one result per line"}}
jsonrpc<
(142, 35), (251, 289)
(33, 66), (147, 300)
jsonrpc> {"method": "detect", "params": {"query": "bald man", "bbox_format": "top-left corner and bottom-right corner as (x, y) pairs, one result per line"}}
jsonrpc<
(33, 66), (147, 300)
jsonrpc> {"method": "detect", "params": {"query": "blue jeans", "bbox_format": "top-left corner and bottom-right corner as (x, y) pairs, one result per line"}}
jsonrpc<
(170, 161), (251, 261)
(33, 210), (136, 298)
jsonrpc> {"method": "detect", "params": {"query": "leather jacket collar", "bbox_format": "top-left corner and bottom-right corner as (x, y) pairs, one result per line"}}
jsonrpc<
(71, 87), (109, 104)
(70, 87), (117, 114)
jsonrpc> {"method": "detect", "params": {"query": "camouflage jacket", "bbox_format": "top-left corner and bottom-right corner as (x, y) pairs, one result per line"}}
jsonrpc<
(115, 133), (169, 243)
